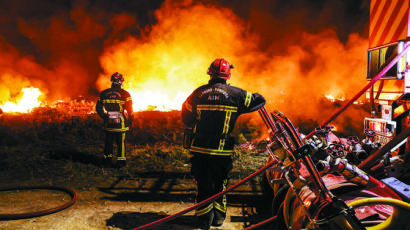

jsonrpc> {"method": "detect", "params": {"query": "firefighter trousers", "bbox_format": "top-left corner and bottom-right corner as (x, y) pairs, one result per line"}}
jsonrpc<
(190, 153), (233, 228)
(104, 131), (126, 162)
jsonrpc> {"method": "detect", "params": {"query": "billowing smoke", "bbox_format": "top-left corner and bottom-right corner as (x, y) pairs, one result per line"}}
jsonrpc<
(0, 0), (371, 135)
(0, 0), (160, 102)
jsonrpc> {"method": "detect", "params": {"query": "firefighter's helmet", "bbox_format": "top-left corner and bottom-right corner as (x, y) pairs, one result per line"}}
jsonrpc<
(111, 72), (124, 84)
(207, 58), (234, 80)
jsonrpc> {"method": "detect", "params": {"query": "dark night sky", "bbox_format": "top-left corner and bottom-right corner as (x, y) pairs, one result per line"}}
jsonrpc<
(0, 0), (370, 60)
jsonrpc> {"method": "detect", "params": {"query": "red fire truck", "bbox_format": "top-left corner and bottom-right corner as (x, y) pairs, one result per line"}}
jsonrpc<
(258, 1), (410, 229)
(362, 0), (410, 179)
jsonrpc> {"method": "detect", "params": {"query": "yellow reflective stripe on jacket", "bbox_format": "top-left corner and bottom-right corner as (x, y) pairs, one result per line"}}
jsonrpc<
(244, 91), (252, 107)
(219, 139), (225, 150)
(195, 104), (236, 153)
(102, 99), (125, 112)
(222, 111), (232, 134)
(219, 110), (232, 150)
(197, 109), (201, 120)
(184, 101), (192, 112)
(190, 146), (234, 156)
(197, 104), (237, 112)
(104, 127), (129, 132)
(102, 99), (126, 104)
(126, 97), (132, 102)
(196, 203), (213, 216)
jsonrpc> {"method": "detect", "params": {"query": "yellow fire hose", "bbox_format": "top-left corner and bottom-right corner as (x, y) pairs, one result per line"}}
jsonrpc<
(348, 198), (410, 230)
(280, 189), (410, 230)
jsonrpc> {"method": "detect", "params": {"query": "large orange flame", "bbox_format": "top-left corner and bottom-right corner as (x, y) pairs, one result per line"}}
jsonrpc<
(96, 0), (368, 117)
(0, 87), (43, 113)
(96, 0), (262, 111)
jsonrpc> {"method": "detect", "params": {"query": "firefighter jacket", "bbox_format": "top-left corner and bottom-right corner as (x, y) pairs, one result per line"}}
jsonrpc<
(96, 83), (133, 132)
(181, 78), (266, 156)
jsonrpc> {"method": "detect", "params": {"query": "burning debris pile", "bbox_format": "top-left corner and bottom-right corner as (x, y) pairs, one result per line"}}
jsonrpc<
(52, 97), (96, 118)
(0, 96), (96, 122)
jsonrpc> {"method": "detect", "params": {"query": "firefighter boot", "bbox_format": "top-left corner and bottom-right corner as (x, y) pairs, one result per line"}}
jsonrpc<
(196, 210), (214, 230)
(212, 208), (225, 227)
(116, 160), (127, 168)
(102, 156), (113, 168)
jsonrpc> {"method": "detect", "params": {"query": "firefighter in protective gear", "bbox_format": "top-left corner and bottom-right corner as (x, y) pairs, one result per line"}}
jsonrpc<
(96, 72), (133, 168)
(181, 58), (266, 229)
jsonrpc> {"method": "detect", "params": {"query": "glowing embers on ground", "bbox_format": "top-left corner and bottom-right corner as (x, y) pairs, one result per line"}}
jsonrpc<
(0, 87), (43, 113)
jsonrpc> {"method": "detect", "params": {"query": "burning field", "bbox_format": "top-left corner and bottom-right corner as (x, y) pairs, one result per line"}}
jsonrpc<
(0, 0), (370, 127)
(0, 1), (373, 229)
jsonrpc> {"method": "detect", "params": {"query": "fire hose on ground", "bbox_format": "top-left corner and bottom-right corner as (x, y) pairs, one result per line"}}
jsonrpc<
(0, 185), (78, 220)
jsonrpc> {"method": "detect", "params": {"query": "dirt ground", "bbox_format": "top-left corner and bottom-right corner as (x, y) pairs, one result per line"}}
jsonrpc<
(0, 172), (272, 230)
